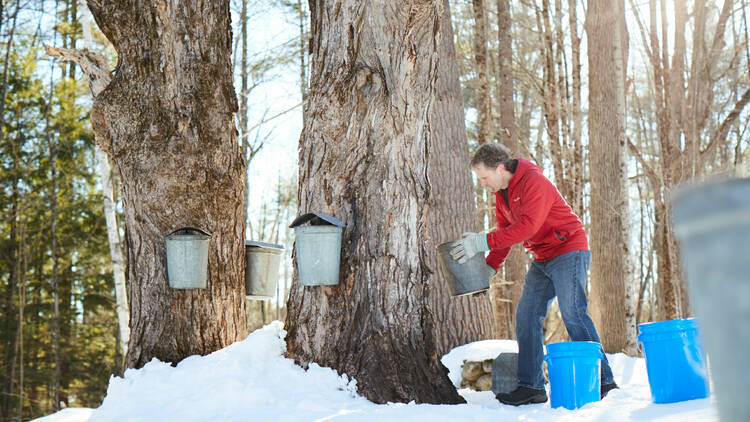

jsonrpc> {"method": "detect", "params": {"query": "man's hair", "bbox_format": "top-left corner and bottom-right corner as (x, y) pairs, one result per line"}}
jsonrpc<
(471, 143), (513, 169)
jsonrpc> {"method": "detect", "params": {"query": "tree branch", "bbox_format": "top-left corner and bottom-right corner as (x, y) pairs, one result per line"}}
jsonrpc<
(44, 46), (112, 97)
(627, 0), (655, 64)
(701, 87), (750, 158)
(706, 0), (734, 67)
(627, 137), (659, 189)
(85, 0), (135, 49)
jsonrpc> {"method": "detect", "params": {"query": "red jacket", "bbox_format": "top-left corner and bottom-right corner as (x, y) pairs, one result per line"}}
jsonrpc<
(486, 158), (588, 269)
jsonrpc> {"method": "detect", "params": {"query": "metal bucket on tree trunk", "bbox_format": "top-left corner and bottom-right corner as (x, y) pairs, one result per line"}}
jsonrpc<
(165, 227), (210, 289)
(245, 240), (284, 299)
(290, 213), (344, 286)
(437, 241), (489, 296)
(672, 177), (750, 422)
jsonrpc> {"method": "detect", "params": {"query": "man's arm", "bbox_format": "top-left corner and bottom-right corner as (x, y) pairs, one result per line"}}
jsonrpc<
(486, 246), (510, 270)
(486, 173), (555, 250)
(486, 196), (512, 269)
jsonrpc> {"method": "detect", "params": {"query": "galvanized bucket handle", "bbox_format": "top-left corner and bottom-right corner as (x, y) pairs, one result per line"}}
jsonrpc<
(166, 226), (211, 237)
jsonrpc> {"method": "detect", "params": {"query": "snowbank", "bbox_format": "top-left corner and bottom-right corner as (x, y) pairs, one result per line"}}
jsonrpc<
(33, 321), (719, 422)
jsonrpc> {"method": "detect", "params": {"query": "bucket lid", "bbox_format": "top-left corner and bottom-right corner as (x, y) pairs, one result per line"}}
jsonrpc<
(638, 318), (698, 336)
(245, 240), (284, 252)
(166, 226), (211, 239)
(289, 212), (345, 228)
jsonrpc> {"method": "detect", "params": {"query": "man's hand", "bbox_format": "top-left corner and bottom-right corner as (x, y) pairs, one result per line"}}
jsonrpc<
(450, 232), (490, 264)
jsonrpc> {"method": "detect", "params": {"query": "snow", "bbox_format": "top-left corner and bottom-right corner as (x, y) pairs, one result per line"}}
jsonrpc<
(32, 409), (94, 422)
(441, 338), (517, 386)
(33, 321), (719, 422)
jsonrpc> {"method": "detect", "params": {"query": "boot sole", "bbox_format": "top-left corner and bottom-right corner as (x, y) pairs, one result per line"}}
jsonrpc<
(497, 394), (548, 406)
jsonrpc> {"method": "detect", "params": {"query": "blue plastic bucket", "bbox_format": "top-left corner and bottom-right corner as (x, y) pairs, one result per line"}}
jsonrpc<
(637, 318), (709, 403)
(545, 341), (603, 409)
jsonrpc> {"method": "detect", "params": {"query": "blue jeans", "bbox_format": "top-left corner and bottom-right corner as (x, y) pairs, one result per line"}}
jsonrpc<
(515, 250), (615, 389)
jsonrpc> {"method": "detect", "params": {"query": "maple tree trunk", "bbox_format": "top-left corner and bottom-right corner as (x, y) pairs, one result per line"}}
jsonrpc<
(285, 0), (463, 404)
(86, 0), (248, 369)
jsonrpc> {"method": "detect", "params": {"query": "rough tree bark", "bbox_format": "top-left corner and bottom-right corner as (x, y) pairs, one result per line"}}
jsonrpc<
(471, 0), (493, 146)
(586, 0), (637, 354)
(496, 0), (514, 146)
(426, 0), (494, 358)
(471, 0), (493, 232)
(284, 0), (463, 404)
(494, 0), (526, 340)
(82, 0), (248, 368)
(537, 0), (563, 187)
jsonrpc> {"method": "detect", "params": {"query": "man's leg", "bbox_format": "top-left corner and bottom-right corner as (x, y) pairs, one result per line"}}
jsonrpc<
(515, 261), (556, 389)
(544, 250), (615, 386)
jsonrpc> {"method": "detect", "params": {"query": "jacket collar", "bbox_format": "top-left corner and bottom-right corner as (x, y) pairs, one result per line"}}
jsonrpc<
(507, 158), (537, 191)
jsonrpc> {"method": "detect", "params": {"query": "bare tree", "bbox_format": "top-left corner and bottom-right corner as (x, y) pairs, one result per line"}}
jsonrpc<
(285, 0), (464, 404)
(628, 0), (747, 320)
(471, 0), (493, 147)
(1, 0), (22, 415)
(586, 0), (637, 354)
(68, 0), (249, 368)
(426, 0), (495, 357)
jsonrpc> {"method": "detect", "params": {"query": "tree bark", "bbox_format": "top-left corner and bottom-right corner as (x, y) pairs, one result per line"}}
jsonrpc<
(470, 0), (492, 231)
(426, 0), (494, 357)
(85, 0), (248, 369)
(494, 0), (525, 340)
(96, 148), (130, 360)
(496, 0), (514, 145)
(537, 0), (563, 189)
(17, 221), (26, 422)
(0, 11), (21, 415)
(2, 110), (19, 421)
(285, 0), (463, 404)
(240, 0), (249, 226)
(568, 0), (584, 216)
(586, 0), (637, 354)
(471, 0), (493, 145)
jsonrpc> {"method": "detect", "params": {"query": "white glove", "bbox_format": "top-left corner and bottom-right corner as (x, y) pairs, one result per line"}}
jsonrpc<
(449, 232), (490, 264)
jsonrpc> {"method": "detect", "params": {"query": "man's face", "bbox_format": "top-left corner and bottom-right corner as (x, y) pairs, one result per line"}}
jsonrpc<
(473, 163), (511, 192)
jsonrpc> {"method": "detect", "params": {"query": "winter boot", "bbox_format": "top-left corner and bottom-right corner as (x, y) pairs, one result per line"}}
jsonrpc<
(495, 386), (548, 406)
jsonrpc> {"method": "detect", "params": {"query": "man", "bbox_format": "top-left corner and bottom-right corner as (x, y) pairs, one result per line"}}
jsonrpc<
(450, 143), (618, 406)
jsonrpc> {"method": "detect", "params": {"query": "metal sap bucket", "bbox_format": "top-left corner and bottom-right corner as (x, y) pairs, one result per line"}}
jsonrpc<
(672, 178), (750, 422)
(290, 213), (344, 286)
(245, 241), (284, 299)
(491, 352), (518, 395)
(165, 227), (210, 289)
(437, 241), (489, 296)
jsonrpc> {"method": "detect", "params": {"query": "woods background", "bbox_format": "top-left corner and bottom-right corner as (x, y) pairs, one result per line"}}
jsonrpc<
(2, 0), (749, 419)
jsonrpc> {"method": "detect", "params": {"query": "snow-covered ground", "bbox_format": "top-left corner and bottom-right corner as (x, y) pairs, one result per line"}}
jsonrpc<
(33, 321), (718, 422)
